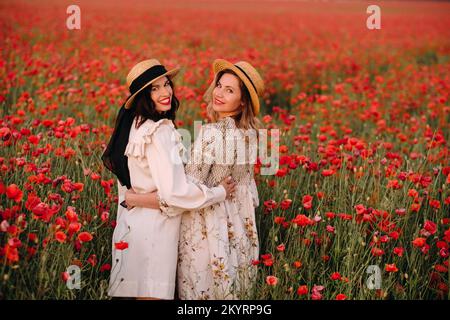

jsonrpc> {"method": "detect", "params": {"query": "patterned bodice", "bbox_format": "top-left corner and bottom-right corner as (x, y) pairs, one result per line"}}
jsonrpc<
(185, 117), (257, 188)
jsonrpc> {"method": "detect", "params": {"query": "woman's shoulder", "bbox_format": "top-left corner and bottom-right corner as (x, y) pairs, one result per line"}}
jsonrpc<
(132, 118), (174, 141)
(125, 118), (176, 158)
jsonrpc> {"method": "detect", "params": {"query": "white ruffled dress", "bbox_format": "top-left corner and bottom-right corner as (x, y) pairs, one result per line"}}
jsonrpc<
(108, 118), (226, 299)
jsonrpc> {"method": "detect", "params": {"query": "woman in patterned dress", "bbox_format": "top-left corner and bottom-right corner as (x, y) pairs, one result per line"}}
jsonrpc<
(126, 59), (265, 300)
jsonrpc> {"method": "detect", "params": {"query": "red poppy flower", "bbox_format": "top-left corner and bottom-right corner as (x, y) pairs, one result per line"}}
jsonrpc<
(302, 195), (313, 210)
(412, 237), (426, 248)
(280, 199), (292, 210)
(292, 214), (313, 227)
(266, 275), (278, 286)
(78, 232), (93, 243)
(114, 241), (129, 250)
(297, 285), (308, 296)
(6, 184), (23, 203)
(393, 247), (404, 257)
(61, 272), (70, 282)
(331, 272), (342, 281)
(100, 264), (111, 272)
(321, 169), (335, 177)
(385, 264), (398, 272)
(55, 231), (67, 243)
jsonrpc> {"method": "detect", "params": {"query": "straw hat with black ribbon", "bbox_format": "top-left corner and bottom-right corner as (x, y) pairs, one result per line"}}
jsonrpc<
(124, 59), (180, 109)
(204, 59), (264, 116)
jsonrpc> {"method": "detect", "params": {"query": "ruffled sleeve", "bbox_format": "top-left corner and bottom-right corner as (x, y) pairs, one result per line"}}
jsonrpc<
(124, 119), (183, 160)
(144, 120), (226, 217)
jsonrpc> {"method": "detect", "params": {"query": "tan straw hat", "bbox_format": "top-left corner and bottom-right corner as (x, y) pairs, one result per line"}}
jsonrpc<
(207, 59), (264, 115)
(124, 59), (180, 109)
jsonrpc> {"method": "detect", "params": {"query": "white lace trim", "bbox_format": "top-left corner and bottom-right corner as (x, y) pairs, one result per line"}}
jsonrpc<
(124, 119), (185, 160)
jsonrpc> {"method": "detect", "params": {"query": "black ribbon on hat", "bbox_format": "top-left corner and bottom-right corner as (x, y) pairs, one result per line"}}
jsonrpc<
(234, 64), (257, 93)
(129, 65), (168, 95)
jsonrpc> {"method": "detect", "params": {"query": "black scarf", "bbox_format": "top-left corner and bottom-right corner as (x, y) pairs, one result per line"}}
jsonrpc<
(101, 104), (135, 189)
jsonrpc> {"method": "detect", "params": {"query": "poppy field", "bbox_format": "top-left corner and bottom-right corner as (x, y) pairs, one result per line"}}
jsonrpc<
(0, 0), (449, 300)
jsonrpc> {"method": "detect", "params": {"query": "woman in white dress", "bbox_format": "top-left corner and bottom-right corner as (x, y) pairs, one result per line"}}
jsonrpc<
(101, 59), (235, 300)
(126, 59), (265, 300)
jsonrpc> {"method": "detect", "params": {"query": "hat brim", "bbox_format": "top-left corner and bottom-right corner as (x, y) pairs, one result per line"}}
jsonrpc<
(124, 67), (180, 109)
(211, 59), (260, 116)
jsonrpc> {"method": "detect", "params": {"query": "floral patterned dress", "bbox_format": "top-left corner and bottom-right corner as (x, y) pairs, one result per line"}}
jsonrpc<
(176, 116), (260, 300)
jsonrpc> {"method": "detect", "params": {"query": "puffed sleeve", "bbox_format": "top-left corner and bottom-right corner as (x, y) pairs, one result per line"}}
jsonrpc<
(145, 121), (226, 217)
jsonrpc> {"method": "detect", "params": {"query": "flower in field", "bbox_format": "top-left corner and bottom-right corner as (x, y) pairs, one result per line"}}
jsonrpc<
(355, 204), (366, 215)
(292, 214), (314, 227)
(302, 195), (313, 210)
(263, 258), (273, 267)
(321, 169), (335, 177)
(297, 285), (308, 296)
(412, 237), (426, 248)
(101, 211), (109, 222)
(68, 222), (81, 235)
(410, 203), (421, 213)
(393, 247), (404, 257)
(293, 260), (302, 269)
(263, 200), (277, 213)
(77, 231), (93, 243)
(100, 264), (111, 272)
(408, 189), (418, 198)
(266, 275), (278, 286)
(274, 216), (285, 225)
(251, 260), (260, 266)
(385, 263), (398, 273)
(114, 241), (129, 250)
(61, 272), (70, 282)
(429, 199), (440, 210)
(311, 285), (324, 300)
(6, 184), (23, 203)
(87, 254), (97, 267)
(331, 272), (342, 281)
(420, 220), (437, 237)
(335, 293), (347, 300)
(371, 247), (384, 257)
(325, 212), (335, 219)
(55, 231), (67, 243)
(444, 228), (450, 242)
(276, 244), (285, 252)
(434, 264), (448, 273)
(280, 199), (292, 210)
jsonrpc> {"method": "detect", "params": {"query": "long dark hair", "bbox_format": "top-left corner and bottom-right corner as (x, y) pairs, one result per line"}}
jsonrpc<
(101, 77), (180, 189)
(133, 77), (180, 129)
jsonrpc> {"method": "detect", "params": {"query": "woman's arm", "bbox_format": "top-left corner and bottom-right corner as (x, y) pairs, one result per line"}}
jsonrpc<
(125, 178), (235, 210)
(141, 122), (233, 216)
(125, 189), (159, 209)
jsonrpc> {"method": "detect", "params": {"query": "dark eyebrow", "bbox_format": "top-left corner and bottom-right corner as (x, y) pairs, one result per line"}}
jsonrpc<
(217, 81), (235, 90)
(152, 80), (169, 88)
